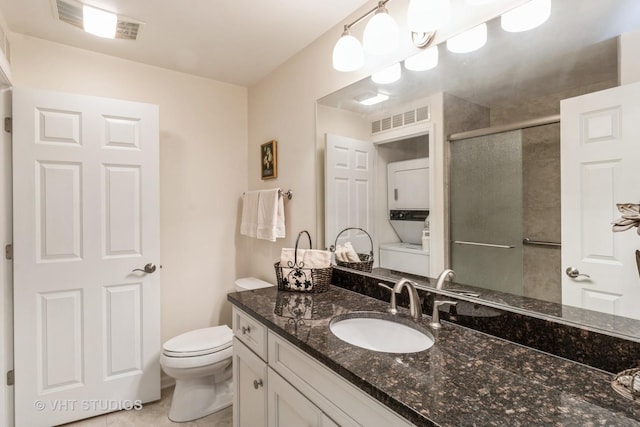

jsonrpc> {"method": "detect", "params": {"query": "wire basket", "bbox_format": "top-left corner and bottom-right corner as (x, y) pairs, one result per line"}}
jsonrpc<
(274, 230), (332, 293)
(331, 227), (374, 273)
(612, 368), (640, 402)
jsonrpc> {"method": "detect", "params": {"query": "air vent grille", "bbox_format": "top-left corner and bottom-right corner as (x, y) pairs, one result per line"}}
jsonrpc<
(371, 105), (430, 134)
(56, 0), (141, 40)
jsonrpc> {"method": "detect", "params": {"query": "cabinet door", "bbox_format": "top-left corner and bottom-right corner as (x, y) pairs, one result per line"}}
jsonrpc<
(233, 338), (267, 427)
(267, 368), (338, 427)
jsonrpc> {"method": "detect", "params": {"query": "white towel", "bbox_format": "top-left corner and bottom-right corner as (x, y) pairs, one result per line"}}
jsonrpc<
(343, 242), (360, 262)
(240, 190), (260, 238)
(257, 189), (286, 242)
(302, 249), (332, 269)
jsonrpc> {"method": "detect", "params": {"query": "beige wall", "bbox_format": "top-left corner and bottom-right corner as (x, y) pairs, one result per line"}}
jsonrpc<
(9, 34), (249, 345)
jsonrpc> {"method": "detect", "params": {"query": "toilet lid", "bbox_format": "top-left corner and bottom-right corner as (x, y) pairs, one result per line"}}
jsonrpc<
(163, 325), (232, 357)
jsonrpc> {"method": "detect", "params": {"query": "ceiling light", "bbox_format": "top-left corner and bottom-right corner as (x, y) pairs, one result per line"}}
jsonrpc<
(446, 23), (487, 53)
(82, 5), (117, 39)
(407, 0), (451, 33)
(372, 63), (401, 84)
(357, 93), (389, 106)
(501, 0), (551, 32)
(332, 27), (365, 72)
(363, 2), (399, 55)
(404, 45), (439, 71)
(465, 0), (499, 4)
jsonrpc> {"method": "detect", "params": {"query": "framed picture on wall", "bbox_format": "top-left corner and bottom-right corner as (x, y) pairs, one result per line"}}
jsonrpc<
(261, 140), (277, 180)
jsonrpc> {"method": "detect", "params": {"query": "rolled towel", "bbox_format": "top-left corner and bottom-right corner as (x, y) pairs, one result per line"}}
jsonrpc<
(334, 245), (346, 262)
(343, 242), (360, 262)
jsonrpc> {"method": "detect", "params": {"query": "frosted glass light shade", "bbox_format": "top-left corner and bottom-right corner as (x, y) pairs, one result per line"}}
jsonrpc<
(501, 0), (551, 32)
(408, 0), (451, 33)
(332, 33), (365, 72)
(465, 0), (499, 4)
(83, 5), (117, 39)
(446, 23), (487, 53)
(363, 9), (399, 55)
(404, 45), (439, 71)
(372, 63), (401, 84)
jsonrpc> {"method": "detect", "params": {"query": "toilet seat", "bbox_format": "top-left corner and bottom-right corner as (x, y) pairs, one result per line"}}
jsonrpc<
(163, 325), (232, 358)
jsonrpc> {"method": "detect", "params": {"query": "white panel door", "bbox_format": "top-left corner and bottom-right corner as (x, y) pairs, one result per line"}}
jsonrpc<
(12, 87), (160, 426)
(561, 82), (640, 319)
(325, 134), (374, 253)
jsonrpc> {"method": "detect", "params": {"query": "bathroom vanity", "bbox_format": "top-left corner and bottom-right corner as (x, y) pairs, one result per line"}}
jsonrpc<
(228, 285), (640, 426)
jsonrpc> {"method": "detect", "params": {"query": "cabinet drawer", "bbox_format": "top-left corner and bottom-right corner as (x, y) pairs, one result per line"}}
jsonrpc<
(268, 332), (412, 427)
(232, 307), (268, 361)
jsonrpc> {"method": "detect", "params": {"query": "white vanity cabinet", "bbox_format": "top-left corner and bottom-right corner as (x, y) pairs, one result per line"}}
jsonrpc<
(231, 307), (413, 427)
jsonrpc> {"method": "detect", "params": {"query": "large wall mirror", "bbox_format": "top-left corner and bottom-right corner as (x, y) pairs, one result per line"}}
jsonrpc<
(316, 0), (640, 340)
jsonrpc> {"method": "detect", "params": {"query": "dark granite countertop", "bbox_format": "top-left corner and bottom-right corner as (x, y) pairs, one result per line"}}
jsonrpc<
(228, 285), (640, 427)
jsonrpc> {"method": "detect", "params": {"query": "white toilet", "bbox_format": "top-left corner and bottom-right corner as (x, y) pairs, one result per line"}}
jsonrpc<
(160, 277), (273, 422)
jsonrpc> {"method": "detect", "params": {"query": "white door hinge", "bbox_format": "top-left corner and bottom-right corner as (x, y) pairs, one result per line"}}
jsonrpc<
(4, 117), (11, 133)
(6, 370), (14, 386)
(4, 244), (12, 260)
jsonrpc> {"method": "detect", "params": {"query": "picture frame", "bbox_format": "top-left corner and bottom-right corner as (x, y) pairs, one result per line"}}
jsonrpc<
(261, 140), (277, 180)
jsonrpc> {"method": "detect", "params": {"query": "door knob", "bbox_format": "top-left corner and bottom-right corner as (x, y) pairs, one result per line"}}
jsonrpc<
(132, 263), (157, 274)
(565, 267), (590, 279)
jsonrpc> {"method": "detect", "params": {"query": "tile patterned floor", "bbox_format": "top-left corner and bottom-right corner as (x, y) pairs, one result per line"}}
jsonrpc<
(60, 387), (232, 427)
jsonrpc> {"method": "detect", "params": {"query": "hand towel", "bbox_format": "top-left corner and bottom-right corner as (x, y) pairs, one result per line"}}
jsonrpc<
(302, 249), (332, 269)
(240, 190), (260, 238)
(257, 189), (286, 242)
(343, 242), (360, 262)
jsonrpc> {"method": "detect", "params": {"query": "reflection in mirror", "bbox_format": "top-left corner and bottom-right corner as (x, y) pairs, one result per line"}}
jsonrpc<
(317, 0), (640, 338)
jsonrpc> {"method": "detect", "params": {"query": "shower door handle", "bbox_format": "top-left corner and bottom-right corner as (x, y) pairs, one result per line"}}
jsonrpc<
(452, 240), (515, 249)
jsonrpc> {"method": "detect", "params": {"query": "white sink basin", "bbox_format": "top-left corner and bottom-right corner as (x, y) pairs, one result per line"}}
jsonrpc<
(329, 312), (434, 353)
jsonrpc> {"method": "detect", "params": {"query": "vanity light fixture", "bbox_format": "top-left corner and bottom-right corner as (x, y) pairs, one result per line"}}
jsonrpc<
(446, 22), (487, 53)
(363, 2), (399, 55)
(501, 0), (551, 32)
(404, 45), (439, 71)
(371, 63), (401, 84)
(332, 27), (365, 72)
(333, 0), (442, 72)
(82, 4), (117, 38)
(356, 93), (390, 106)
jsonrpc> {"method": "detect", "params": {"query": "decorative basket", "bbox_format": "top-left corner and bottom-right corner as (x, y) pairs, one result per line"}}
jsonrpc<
(332, 227), (374, 273)
(612, 368), (640, 402)
(274, 230), (332, 293)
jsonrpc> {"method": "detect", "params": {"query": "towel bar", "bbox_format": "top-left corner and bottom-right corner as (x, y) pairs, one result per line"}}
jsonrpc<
(243, 189), (293, 200)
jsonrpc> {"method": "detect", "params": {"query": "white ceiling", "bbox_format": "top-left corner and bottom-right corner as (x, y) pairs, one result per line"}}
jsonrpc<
(0, 0), (370, 86)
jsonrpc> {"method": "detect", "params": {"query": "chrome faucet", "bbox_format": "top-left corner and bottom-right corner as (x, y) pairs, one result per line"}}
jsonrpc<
(378, 279), (422, 320)
(430, 299), (458, 329)
(393, 278), (423, 321)
(435, 269), (456, 290)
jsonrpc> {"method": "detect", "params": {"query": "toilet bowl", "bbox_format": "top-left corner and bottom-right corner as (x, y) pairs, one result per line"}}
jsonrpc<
(160, 277), (273, 422)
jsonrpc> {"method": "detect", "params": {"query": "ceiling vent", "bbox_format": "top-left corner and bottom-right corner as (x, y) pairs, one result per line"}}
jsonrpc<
(55, 0), (142, 40)
(371, 105), (430, 135)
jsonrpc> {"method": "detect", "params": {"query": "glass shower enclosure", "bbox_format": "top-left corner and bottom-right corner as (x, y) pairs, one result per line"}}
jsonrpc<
(449, 130), (524, 295)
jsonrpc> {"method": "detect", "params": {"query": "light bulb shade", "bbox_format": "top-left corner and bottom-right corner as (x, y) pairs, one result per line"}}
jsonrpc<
(465, 0), (499, 4)
(332, 33), (365, 72)
(404, 45), (439, 71)
(501, 0), (551, 32)
(408, 0), (451, 33)
(363, 9), (399, 55)
(83, 5), (117, 39)
(372, 63), (401, 84)
(446, 23), (487, 53)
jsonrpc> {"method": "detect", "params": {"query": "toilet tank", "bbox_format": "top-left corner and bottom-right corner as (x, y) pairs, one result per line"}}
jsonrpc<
(235, 277), (273, 292)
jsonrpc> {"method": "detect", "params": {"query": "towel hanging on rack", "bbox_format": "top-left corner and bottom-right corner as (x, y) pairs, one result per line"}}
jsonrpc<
(241, 188), (286, 241)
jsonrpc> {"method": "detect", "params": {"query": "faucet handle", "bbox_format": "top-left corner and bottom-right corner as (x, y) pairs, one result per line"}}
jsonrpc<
(377, 283), (397, 315)
(435, 300), (458, 308)
(430, 299), (458, 330)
